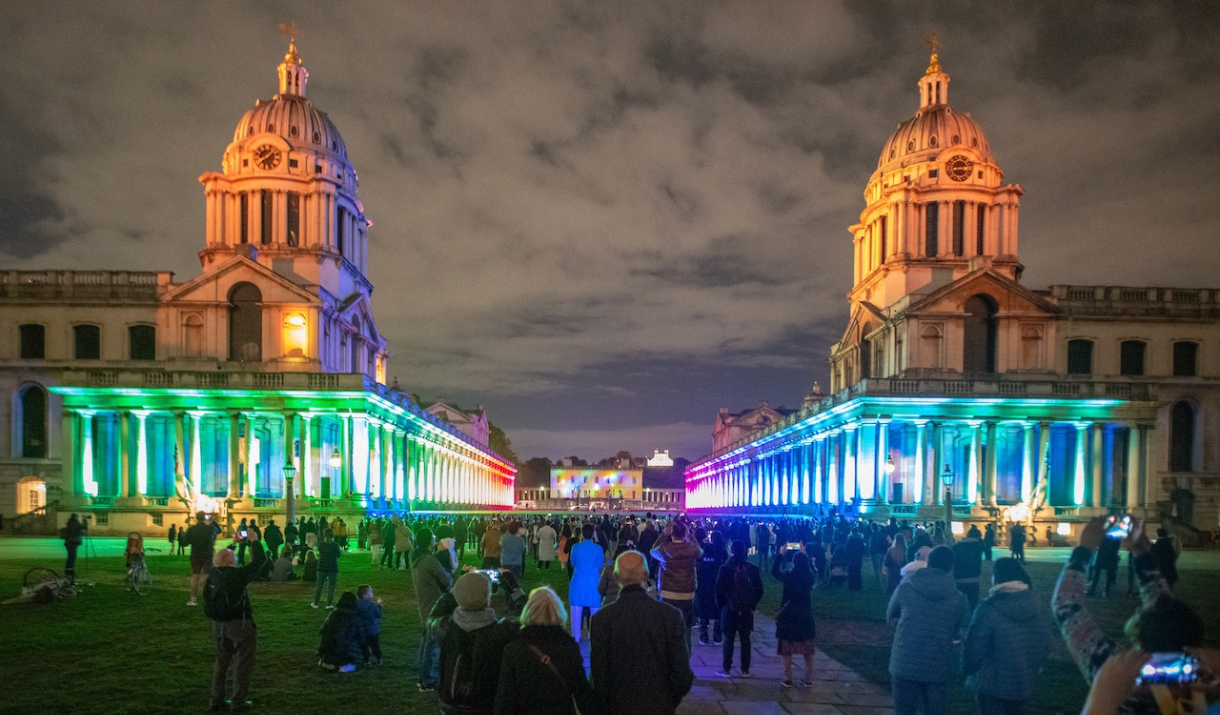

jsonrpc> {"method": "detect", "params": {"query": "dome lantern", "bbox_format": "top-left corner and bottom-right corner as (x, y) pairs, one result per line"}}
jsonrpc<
(917, 33), (949, 110)
(276, 24), (308, 98)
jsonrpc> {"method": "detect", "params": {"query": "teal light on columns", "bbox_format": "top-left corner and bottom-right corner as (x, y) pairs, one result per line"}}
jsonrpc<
(1073, 423), (1088, 506)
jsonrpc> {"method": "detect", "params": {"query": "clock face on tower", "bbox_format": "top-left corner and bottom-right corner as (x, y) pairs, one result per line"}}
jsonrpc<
(253, 144), (282, 170)
(946, 155), (974, 182)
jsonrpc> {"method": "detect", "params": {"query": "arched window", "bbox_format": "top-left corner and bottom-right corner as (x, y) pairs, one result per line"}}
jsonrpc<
(16, 476), (46, 514)
(74, 324), (101, 359)
(229, 283), (263, 362)
(17, 384), (48, 458)
(1120, 340), (1146, 376)
(963, 295), (998, 374)
(1169, 401), (1196, 472)
(183, 314), (204, 357)
(129, 324), (156, 360)
(1067, 339), (1094, 375)
(19, 324), (45, 359)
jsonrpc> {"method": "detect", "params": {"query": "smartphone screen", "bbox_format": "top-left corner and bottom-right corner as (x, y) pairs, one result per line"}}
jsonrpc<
(1138, 653), (1198, 685)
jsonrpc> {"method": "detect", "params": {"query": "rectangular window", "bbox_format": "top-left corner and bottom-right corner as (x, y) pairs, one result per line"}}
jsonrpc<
(1066, 339), (1093, 375)
(879, 216), (888, 262)
(260, 189), (273, 245)
(19, 324), (45, 359)
(74, 325), (101, 360)
(337, 206), (347, 256)
(1173, 341), (1198, 377)
(1120, 340), (1146, 376)
(240, 194), (249, 244)
(924, 203), (939, 256)
(151, 512), (163, 526)
(953, 201), (965, 256)
(976, 204), (987, 255)
(286, 192), (300, 247)
(129, 325), (156, 360)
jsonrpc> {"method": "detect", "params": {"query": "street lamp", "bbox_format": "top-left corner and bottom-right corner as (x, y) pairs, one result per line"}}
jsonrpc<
(885, 456), (896, 475)
(942, 463), (954, 504)
(325, 448), (340, 501)
(283, 461), (298, 524)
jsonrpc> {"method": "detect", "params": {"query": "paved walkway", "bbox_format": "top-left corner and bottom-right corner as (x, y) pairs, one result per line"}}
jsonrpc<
(576, 609), (893, 715)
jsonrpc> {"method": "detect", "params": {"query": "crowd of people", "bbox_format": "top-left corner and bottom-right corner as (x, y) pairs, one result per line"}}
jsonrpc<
(101, 504), (1214, 715)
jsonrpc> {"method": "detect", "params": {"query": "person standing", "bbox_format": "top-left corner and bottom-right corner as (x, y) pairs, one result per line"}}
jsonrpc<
(284, 519), (298, 553)
(311, 529), (341, 609)
(715, 539), (763, 678)
(1087, 533), (1121, 597)
(482, 522), (503, 569)
(982, 524), (996, 561)
(204, 533), (266, 711)
(536, 520), (558, 570)
(695, 530), (727, 646)
(886, 545), (969, 715)
(500, 521), (528, 579)
(263, 519), (283, 560)
(432, 572), (520, 715)
(1151, 527), (1180, 590)
(168, 524), (178, 555)
(568, 524), (605, 644)
(411, 527), (452, 692)
(590, 551), (694, 715)
(379, 517), (398, 569)
(495, 586), (596, 715)
(61, 513), (86, 584)
(650, 521), (701, 654)
(186, 512), (217, 606)
(1009, 524), (1026, 562)
(953, 526), (984, 611)
(772, 544), (817, 687)
(453, 517), (468, 561)
(963, 558), (1050, 715)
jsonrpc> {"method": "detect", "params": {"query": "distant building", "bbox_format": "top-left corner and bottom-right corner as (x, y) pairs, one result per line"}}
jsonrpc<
(687, 48), (1220, 537)
(647, 449), (674, 467)
(424, 401), (490, 447)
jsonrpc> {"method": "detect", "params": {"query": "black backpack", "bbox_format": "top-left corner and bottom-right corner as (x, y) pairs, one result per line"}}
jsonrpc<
(203, 569), (246, 621)
(728, 562), (757, 612)
(440, 624), (482, 709)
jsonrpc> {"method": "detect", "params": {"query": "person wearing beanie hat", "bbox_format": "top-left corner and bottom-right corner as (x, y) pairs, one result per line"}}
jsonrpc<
(431, 572), (519, 715)
(886, 543), (968, 715)
(410, 527), (451, 692)
(962, 557), (1049, 713)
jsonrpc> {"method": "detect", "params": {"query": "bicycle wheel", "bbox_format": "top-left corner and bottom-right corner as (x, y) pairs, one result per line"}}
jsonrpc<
(23, 567), (60, 589)
(131, 565), (153, 596)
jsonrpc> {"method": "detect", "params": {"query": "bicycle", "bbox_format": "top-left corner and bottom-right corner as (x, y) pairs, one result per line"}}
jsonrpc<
(125, 532), (153, 596)
(2, 567), (77, 605)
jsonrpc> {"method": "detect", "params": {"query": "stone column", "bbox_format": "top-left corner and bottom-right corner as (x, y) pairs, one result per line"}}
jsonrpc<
(243, 414), (255, 498)
(1091, 423), (1105, 508)
(174, 411), (187, 498)
(984, 421), (998, 506)
(135, 411), (149, 497)
(299, 415), (312, 499)
(189, 413), (203, 497)
(968, 421), (982, 504)
(844, 425), (860, 503)
(1021, 423), (1035, 502)
(876, 420), (890, 505)
(119, 411), (132, 499)
(931, 422), (943, 506)
(339, 414), (352, 499)
(913, 420), (928, 505)
(228, 413), (241, 499)
(1037, 422), (1052, 501)
(1073, 423), (1089, 506)
(381, 424), (392, 504)
(62, 411), (79, 499)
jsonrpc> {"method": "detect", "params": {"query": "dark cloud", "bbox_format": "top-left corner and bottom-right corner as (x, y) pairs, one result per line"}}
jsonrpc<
(0, 94), (68, 258)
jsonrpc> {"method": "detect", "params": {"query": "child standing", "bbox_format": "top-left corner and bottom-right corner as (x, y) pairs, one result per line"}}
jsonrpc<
(356, 584), (384, 665)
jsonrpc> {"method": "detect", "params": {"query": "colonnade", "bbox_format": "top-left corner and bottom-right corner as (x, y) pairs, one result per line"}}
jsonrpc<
(60, 406), (514, 509)
(687, 416), (1151, 512)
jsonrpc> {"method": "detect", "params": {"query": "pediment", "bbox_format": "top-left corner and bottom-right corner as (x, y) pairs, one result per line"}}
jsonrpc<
(906, 269), (1059, 317)
(162, 256), (319, 305)
(839, 301), (887, 347)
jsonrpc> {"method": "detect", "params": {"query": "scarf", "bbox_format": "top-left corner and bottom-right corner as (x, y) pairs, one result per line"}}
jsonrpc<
(990, 580), (1030, 596)
(452, 607), (497, 632)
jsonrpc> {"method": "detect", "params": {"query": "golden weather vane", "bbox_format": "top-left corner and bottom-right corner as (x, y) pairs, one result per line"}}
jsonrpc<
(923, 32), (942, 75)
(278, 21), (301, 63)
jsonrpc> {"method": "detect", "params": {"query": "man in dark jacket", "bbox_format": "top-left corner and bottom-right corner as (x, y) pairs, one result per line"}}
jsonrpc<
(695, 531), (727, 646)
(650, 521), (701, 654)
(284, 520), (298, 552)
(262, 520), (283, 560)
(886, 545), (969, 715)
(205, 535), (266, 712)
(963, 558), (1049, 713)
(410, 528), (452, 691)
(431, 572), (519, 715)
(952, 529), (984, 610)
(715, 539), (763, 677)
(591, 551), (694, 715)
(186, 511), (217, 606)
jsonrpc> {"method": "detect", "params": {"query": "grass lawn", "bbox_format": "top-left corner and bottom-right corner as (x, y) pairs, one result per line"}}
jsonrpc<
(3, 539), (1218, 715)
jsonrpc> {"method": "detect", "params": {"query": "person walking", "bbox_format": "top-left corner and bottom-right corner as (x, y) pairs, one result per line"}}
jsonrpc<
(590, 551), (694, 715)
(650, 521), (701, 654)
(772, 544), (818, 687)
(963, 558), (1050, 715)
(379, 517), (398, 569)
(495, 586), (596, 715)
(536, 520), (558, 570)
(568, 524), (605, 644)
(61, 513), (86, 584)
(311, 529), (341, 610)
(715, 539), (763, 678)
(886, 545), (970, 715)
(204, 533), (266, 711)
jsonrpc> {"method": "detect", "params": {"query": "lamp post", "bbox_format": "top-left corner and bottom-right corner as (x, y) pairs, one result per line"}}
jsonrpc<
(328, 448), (341, 501)
(283, 461), (298, 524)
(942, 463), (954, 504)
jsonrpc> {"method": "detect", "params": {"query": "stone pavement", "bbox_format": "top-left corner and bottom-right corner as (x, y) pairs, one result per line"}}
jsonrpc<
(577, 609), (894, 715)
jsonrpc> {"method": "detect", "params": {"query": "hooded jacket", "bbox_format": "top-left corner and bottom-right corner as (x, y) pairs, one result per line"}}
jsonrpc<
(963, 585), (1051, 701)
(886, 566), (969, 682)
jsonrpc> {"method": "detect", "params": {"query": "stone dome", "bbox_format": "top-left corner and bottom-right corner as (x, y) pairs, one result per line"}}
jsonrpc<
(877, 104), (992, 170)
(233, 95), (348, 161)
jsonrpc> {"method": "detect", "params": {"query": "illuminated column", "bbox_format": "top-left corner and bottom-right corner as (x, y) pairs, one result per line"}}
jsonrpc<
(1072, 423), (1088, 506)
(405, 436), (417, 502)
(189, 412), (203, 496)
(1125, 425), (1141, 509)
(119, 411), (132, 498)
(62, 411), (79, 498)
(393, 428), (405, 505)
(340, 413), (352, 499)
(1021, 423), (1035, 502)
(1037, 422), (1051, 501)
(875, 421), (890, 505)
(81, 411), (98, 497)
(174, 411), (187, 498)
(931, 422), (943, 506)
(1091, 423), (1105, 508)
(779, 451), (789, 506)
(827, 432), (840, 504)
(299, 415), (312, 499)
(812, 438), (824, 504)
(227, 413), (241, 499)
(134, 411), (149, 497)
(843, 425), (859, 502)
(791, 447), (801, 505)
(968, 421), (981, 505)
(243, 414), (255, 498)
(983, 421), (998, 506)
(282, 412), (296, 499)
(913, 420), (927, 505)
(379, 423), (391, 503)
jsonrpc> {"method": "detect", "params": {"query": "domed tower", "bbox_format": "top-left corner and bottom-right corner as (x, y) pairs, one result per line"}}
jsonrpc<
(198, 37), (371, 296)
(847, 44), (1023, 313)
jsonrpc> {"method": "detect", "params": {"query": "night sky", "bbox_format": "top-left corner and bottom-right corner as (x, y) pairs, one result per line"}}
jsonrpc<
(2, 2), (1218, 463)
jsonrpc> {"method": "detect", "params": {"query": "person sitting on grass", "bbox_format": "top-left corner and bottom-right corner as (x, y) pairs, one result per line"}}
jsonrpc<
(302, 550), (318, 582)
(269, 547), (297, 582)
(317, 591), (365, 673)
(356, 584), (384, 666)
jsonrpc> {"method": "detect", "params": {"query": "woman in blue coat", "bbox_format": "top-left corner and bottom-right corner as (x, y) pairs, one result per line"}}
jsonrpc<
(567, 524), (604, 643)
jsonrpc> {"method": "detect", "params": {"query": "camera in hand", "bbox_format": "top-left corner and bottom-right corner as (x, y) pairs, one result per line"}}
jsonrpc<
(786, 542), (802, 550)
(238, 529), (248, 539)
(1137, 652), (1199, 685)
(1106, 516), (1132, 540)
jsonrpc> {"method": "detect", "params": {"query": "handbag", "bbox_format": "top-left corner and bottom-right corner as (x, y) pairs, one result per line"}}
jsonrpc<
(527, 643), (577, 708)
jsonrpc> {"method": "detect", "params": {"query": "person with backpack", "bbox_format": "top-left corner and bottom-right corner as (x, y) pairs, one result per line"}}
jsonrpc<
(772, 544), (818, 688)
(431, 572), (520, 715)
(495, 586), (595, 715)
(411, 527), (453, 692)
(715, 539), (764, 678)
(204, 534), (266, 712)
(311, 529), (341, 610)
